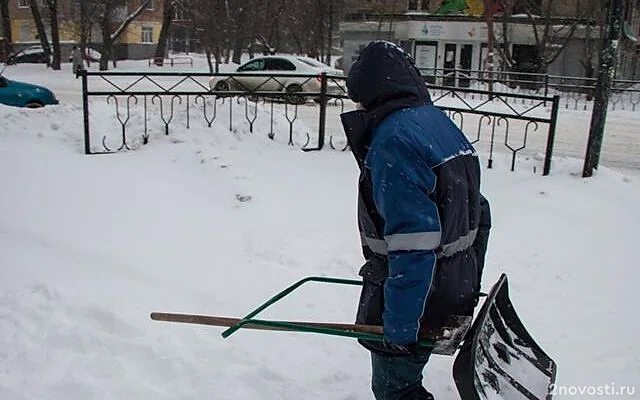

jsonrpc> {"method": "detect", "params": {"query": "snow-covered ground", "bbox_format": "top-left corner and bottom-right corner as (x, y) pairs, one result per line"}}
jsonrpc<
(1, 57), (639, 399)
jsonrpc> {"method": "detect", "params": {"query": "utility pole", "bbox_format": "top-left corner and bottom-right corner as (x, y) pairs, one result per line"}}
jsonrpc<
(582, 0), (625, 177)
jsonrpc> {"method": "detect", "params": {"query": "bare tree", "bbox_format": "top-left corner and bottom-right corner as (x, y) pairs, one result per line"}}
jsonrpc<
(192, 0), (229, 72)
(72, 1), (103, 67)
(0, 0), (12, 57)
(182, 0), (352, 66)
(78, 0), (90, 66)
(483, 0), (504, 92)
(45, 0), (61, 70)
(29, 0), (51, 67)
(154, 0), (175, 64)
(97, 0), (152, 70)
(578, 1), (605, 79)
(495, 0), (589, 74)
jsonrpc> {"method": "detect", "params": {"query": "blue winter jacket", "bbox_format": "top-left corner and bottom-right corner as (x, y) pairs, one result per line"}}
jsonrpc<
(341, 41), (491, 349)
(366, 105), (477, 345)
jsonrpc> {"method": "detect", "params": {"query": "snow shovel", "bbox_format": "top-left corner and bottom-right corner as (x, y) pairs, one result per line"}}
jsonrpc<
(453, 274), (557, 399)
(151, 274), (557, 399)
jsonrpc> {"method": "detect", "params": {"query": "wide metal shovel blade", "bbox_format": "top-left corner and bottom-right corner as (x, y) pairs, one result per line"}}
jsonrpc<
(453, 274), (557, 400)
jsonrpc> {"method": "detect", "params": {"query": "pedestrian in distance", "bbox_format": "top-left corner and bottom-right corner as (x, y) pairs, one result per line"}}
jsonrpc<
(70, 45), (84, 78)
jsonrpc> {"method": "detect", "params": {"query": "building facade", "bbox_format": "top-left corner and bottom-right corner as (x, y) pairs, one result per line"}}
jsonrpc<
(167, 0), (199, 54)
(6, 0), (164, 60)
(340, 0), (640, 82)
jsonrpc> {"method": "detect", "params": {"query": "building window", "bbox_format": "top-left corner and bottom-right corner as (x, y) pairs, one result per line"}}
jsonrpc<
(17, 0), (29, 8)
(19, 23), (31, 41)
(174, 5), (185, 20)
(141, 26), (153, 43)
(146, 0), (154, 10)
(408, 0), (429, 11)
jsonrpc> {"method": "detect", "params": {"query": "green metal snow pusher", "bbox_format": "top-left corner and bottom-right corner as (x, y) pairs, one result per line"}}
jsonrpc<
(151, 274), (557, 399)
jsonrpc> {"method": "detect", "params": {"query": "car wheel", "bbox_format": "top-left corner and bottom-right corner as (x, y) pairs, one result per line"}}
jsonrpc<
(286, 84), (305, 105)
(25, 101), (44, 108)
(215, 81), (230, 91)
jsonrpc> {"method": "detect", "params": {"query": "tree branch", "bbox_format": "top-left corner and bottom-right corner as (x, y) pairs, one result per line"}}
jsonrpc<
(111, 0), (152, 41)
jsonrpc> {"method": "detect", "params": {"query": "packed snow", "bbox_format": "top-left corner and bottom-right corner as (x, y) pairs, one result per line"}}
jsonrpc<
(1, 57), (639, 399)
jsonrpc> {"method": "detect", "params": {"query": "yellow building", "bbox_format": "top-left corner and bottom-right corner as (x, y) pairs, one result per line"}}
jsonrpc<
(8, 0), (164, 60)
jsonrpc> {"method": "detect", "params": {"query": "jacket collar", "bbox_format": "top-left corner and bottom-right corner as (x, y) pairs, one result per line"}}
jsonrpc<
(340, 97), (429, 167)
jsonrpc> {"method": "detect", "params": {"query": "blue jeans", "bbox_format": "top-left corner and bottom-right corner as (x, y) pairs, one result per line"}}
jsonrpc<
(371, 351), (434, 400)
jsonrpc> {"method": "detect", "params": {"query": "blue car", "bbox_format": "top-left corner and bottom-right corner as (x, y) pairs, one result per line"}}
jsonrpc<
(0, 75), (59, 108)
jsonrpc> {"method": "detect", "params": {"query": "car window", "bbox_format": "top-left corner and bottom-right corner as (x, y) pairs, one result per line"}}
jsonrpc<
(0, 77), (7, 88)
(264, 58), (296, 71)
(238, 59), (265, 72)
(298, 58), (326, 68)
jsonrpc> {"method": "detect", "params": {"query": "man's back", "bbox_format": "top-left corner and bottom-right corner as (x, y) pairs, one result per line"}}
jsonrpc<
(365, 103), (483, 329)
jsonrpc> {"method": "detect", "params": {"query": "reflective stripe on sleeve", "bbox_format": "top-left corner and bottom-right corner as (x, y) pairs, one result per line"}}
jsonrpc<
(384, 231), (442, 252)
(437, 228), (478, 258)
(360, 232), (388, 255)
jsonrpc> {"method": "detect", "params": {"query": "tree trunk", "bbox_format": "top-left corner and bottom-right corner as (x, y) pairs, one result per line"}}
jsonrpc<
(29, 0), (51, 67)
(484, 0), (497, 93)
(0, 0), (13, 56)
(47, 0), (61, 70)
(205, 49), (214, 73)
(232, 39), (243, 64)
(154, 0), (174, 65)
(79, 0), (88, 67)
(325, 0), (333, 66)
(317, 0), (325, 61)
(214, 46), (221, 73)
(99, 8), (112, 71)
(231, 1), (245, 65)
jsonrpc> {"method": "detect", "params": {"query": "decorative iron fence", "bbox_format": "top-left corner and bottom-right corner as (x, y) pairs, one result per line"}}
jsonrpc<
(80, 70), (560, 175)
(420, 67), (640, 112)
(80, 70), (347, 154)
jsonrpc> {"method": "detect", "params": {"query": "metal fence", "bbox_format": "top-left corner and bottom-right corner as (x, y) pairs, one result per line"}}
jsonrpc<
(420, 67), (640, 112)
(80, 70), (560, 175)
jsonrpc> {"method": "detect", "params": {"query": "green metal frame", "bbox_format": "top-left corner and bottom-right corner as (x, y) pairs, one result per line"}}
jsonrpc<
(221, 276), (436, 348)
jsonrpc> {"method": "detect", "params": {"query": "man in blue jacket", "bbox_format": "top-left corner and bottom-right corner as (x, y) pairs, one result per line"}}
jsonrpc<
(340, 41), (491, 399)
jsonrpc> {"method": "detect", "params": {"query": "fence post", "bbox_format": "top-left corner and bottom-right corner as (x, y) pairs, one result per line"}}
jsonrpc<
(82, 70), (91, 154)
(317, 72), (328, 150)
(543, 74), (550, 106)
(543, 95), (560, 176)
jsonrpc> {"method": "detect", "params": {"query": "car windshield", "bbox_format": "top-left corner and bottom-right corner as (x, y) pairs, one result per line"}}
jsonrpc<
(238, 59), (265, 72)
(21, 47), (44, 55)
(297, 58), (327, 69)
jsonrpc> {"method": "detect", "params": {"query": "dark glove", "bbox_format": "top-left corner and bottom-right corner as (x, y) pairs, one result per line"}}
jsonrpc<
(378, 339), (418, 356)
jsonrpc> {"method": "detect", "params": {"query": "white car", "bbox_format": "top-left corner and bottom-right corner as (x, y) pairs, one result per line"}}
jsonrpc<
(209, 55), (345, 104)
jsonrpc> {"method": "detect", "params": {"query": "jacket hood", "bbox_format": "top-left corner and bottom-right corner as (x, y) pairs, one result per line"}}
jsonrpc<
(341, 41), (432, 165)
(346, 40), (431, 110)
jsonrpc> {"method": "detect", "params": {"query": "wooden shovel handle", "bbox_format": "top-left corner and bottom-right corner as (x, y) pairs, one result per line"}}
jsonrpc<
(151, 312), (385, 335)
(149, 312), (457, 340)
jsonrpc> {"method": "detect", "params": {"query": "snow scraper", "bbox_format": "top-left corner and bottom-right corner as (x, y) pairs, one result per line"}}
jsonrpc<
(151, 274), (556, 399)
